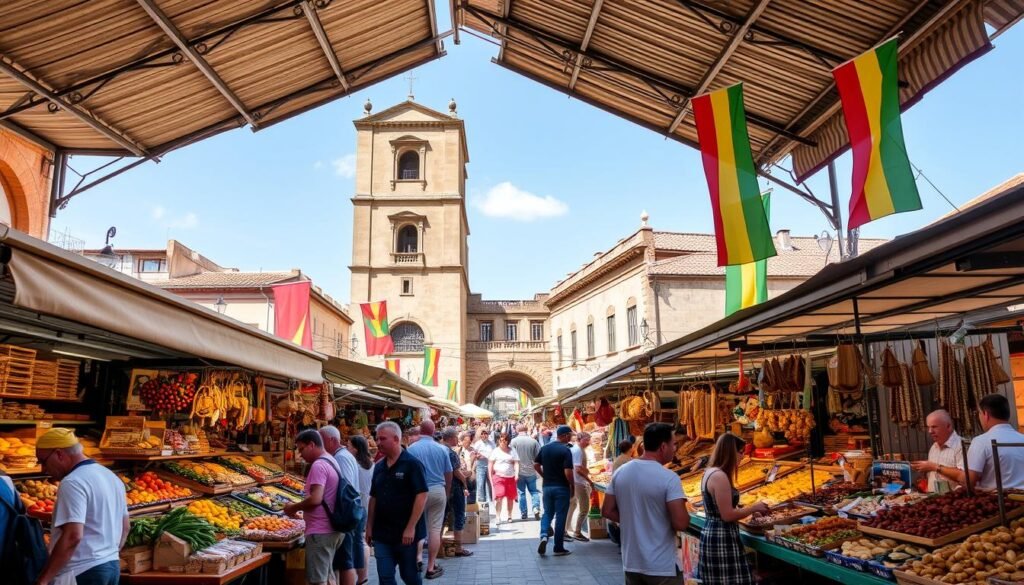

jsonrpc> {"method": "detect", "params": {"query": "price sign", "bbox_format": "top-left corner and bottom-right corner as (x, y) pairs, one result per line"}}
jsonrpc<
(870, 460), (912, 491)
(766, 464), (781, 483)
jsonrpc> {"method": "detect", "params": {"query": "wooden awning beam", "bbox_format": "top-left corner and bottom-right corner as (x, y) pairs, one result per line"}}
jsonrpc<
(134, 0), (260, 129)
(568, 0), (605, 91)
(302, 0), (350, 91)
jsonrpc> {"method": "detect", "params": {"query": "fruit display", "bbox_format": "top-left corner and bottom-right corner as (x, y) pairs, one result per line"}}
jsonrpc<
(793, 482), (866, 507)
(241, 515), (305, 541)
(121, 470), (193, 507)
(0, 435), (37, 470)
(901, 519), (1024, 584)
(164, 461), (218, 486)
(152, 507), (217, 551)
(756, 409), (816, 442)
(17, 478), (58, 515)
(279, 475), (304, 494)
(216, 496), (265, 519)
(262, 485), (302, 503)
(780, 517), (860, 549)
(839, 538), (926, 564)
(236, 487), (290, 513)
(186, 499), (242, 534)
(218, 456), (283, 482)
(739, 468), (835, 508)
(140, 372), (199, 414)
(200, 462), (254, 486)
(862, 490), (1019, 540)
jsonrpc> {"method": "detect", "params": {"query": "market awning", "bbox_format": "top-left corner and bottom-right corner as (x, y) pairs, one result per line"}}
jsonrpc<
(0, 225), (325, 382)
(400, 391), (431, 410)
(322, 356), (433, 399)
(459, 0), (1019, 182)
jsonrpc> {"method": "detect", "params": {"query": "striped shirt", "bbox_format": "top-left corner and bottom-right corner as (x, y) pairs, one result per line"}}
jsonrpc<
(928, 431), (964, 492)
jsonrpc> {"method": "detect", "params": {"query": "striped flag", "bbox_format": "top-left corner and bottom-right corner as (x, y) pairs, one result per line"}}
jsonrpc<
(725, 192), (771, 316)
(360, 301), (394, 356)
(833, 37), (921, 229)
(518, 390), (529, 410)
(421, 346), (440, 386)
(385, 358), (400, 375)
(446, 380), (458, 401)
(693, 83), (777, 266)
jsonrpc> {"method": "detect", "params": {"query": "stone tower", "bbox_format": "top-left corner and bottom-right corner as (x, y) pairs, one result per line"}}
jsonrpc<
(348, 99), (469, 400)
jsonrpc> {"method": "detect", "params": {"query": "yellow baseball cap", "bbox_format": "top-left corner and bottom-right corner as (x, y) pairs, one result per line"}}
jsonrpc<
(36, 427), (80, 450)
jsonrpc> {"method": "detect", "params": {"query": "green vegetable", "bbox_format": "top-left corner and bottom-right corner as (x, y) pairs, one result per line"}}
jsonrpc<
(151, 507), (218, 550)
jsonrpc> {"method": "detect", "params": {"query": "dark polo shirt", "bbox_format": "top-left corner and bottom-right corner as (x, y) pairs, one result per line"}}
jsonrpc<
(370, 450), (428, 545)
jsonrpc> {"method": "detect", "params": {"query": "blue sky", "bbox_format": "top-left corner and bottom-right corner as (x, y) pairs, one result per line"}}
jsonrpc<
(52, 23), (1024, 303)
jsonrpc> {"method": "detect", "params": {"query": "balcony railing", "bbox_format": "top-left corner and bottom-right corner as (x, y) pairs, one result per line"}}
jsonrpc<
(468, 341), (549, 352)
(392, 252), (423, 265)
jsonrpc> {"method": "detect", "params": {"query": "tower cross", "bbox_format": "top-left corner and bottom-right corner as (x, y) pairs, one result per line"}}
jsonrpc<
(406, 73), (417, 101)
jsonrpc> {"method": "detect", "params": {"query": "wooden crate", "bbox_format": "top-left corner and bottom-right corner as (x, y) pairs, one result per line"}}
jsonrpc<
(859, 505), (1024, 548)
(30, 359), (58, 398)
(55, 359), (80, 400)
(0, 345), (35, 395)
(894, 569), (945, 585)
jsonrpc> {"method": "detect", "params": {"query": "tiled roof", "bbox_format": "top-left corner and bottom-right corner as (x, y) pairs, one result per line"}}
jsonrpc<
(652, 232), (717, 252)
(153, 271), (298, 289)
(649, 236), (889, 277)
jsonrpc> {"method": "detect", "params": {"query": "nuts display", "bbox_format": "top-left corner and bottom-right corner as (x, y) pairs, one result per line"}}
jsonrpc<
(903, 519), (1024, 584)
(739, 468), (835, 508)
(862, 490), (1018, 539)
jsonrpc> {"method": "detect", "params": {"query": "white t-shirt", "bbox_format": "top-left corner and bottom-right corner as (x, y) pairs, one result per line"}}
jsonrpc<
(333, 447), (360, 487)
(570, 444), (588, 485)
(356, 464), (373, 511)
(472, 439), (495, 466)
(52, 461), (129, 577)
(967, 424), (1024, 490)
(489, 448), (520, 478)
(607, 459), (686, 577)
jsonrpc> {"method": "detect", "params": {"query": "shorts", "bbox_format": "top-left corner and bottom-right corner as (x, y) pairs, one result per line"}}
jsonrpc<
(447, 484), (467, 531)
(625, 570), (683, 585)
(425, 485), (447, 534)
(332, 525), (359, 571)
(305, 532), (344, 584)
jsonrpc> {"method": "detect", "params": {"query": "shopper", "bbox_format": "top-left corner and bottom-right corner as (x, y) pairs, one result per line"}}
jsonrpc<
(458, 431), (477, 505)
(697, 433), (769, 585)
(510, 424), (542, 520)
(33, 428), (128, 585)
(441, 427), (473, 557)
(405, 419), (451, 580)
(488, 432), (520, 524)
(567, 431), (594, 542)
(968, 394), (1024, 490)
(602, 423), (689, 585)
(283, 429), (343, 585)
(367, 421), (428, 585)
(535, 425), (575, 557)
(349, 435), (375, 585)
(471, 429), (496, 504)
(613, 439), (635, 473)
(320, 425), (360, 585)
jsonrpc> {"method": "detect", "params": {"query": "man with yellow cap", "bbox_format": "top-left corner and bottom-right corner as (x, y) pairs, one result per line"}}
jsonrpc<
(34, 428), (128, 585)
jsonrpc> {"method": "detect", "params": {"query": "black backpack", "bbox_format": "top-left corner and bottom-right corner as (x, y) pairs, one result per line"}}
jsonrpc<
(319, 456), (366, 533)
(0, 475), (47, 585)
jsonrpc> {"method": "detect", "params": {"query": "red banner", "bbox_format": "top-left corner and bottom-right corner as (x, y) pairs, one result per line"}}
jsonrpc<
(360, 301), (395, 356)
(271, 281), (313, 350)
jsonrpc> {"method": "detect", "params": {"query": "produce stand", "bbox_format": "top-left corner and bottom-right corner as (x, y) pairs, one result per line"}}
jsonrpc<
(120, 552), (271, 585)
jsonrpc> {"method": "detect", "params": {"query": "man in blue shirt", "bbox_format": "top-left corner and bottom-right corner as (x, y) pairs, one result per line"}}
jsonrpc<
(535, 425), (575, 557)
(406, 419), (452, 580)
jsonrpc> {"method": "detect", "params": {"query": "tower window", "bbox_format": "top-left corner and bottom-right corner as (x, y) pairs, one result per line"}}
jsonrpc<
(397, 225), (418, 253)
(392, 322), (425, 353)
(398, 151), (419, 180)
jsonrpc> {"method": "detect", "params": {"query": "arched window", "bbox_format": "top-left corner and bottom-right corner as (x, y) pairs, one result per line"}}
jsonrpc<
(398, 151), (419, 180)
(397, 225), (418, 253)
(391, 322), (425, 353)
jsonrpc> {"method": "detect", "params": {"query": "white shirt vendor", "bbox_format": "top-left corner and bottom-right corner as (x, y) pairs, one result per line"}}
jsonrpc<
(52, 460), (129, 576)
(927, 431), (964, 492)
(967, 423), (1024, 490)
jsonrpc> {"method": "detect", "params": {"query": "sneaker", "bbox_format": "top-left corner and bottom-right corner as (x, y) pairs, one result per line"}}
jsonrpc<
(563, 534), (574, 542)
(425, 566), (445, 580)
(574, 533), (590, 543)
(521, 513), (528, 520)
(537, 537), (548, 556)
(534, 510), (541, 520)
(553, 549), (572, 556)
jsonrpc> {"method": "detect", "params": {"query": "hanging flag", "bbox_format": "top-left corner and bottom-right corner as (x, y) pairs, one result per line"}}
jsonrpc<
(833, 37), (921, 230)
(359, 301), (394, 356)
(725, 192), (771, 316)
(385, 358), (400, 375)
(421, 346), (440, 386)
(518, 390), (529, 410)
(271, 281), (313, 349)
(446, 380), (458, 401)
(692, 83), (777, 266)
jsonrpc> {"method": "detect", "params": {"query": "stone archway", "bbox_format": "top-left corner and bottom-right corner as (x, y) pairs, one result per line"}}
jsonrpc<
(470, 369), (545, 418)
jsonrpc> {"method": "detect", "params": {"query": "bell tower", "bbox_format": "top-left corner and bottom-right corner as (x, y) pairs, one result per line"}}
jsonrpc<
(348, 98), (470, 400)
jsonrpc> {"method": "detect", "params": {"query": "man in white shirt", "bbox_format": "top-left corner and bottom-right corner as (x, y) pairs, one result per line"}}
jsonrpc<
(567, 432), (593, 542)
(967, 394), (1024, 490)
(471, 429), (496, 503)
(320, 425), (360, 585)
(602, 423), (689, 585)
(911, 410), (965, 492)
(34, 428), (129, 585)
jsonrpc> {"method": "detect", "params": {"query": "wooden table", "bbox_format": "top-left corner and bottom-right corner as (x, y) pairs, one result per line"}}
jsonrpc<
(120, 553), (270, 585)
(259, 537), (303, 552)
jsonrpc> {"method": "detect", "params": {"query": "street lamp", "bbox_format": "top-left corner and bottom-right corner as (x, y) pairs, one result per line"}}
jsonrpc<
(640, 318), (650, 341)
(214, 295), (228, 314)
(350, 334), (359, 358)
(816, 230), (834, 266)
(97, 227), (118, 269)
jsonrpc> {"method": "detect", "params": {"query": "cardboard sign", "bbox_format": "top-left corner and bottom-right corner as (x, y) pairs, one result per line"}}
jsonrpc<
(870, 460), (912, 492)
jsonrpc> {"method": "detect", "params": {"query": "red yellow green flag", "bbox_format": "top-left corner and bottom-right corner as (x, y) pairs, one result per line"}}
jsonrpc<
(446, 380), (458, 401)
(725, 192), (771, 316)
(421, 346), (440, 386)
(271, 281), (313, 349)
(692, 83), (777, 266)
(385, 358), (400, 375)
(833, 37), (921, 229)
(518, 390), (529, 410)
(360, 301), (394, 356)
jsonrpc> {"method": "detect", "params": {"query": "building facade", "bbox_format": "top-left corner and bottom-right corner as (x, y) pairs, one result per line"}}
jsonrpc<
(0, 128), (55, 239)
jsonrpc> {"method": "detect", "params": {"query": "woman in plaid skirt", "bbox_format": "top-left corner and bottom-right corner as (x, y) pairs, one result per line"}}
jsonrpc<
(697, 434), (769, 585)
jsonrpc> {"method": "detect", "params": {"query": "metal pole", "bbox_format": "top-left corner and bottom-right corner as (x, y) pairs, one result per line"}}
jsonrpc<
(993, 439), (1006, 526)
(827, 161), (846, 259)
(854, 298), (880, 458)
(962, 439), (972, 496)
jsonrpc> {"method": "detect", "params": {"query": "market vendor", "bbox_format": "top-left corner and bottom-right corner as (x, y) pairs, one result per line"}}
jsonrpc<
(967, 394), (1024, 490)
(910, 409), (965, 492)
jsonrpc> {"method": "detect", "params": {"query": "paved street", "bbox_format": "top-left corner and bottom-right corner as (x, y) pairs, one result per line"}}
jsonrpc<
(367, 517), (625, 585)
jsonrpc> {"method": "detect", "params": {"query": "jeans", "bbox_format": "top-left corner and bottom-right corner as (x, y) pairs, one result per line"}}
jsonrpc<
(75, 560), (120, 585)
(373, 542), (422, 585)
(539, 485), (571, 552)
(475, 463), (492, 503)
(516, 475), (541, 516)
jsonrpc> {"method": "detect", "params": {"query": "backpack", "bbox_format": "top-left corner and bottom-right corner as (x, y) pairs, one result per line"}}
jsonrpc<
(318, 456), (365, 533)
(0, 475), (47, 585)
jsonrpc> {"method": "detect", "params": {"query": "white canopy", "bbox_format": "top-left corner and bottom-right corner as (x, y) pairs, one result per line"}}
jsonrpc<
(459, 403), (494, 419)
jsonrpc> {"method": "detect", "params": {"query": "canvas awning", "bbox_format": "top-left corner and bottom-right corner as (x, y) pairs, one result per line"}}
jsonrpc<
(0, 225), (325, 382)
(459, 403), (494, 419)
(322, 356), (433, 399)
(401, 391), (431, 410)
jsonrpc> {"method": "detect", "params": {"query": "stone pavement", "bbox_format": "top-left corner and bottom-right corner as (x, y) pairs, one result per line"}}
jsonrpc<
(367, 517), (626, 585)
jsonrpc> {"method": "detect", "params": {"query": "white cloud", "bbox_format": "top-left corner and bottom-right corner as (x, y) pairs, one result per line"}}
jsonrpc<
(313, 160), (324, 170)
(168, 212), (199, 230)
(475, 182), (568, 221)
(151, 205), (166, 220)
(332, 154), (357, 178)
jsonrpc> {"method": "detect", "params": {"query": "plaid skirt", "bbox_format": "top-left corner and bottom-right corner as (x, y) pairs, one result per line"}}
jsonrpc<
(696, 517), (753, 585)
